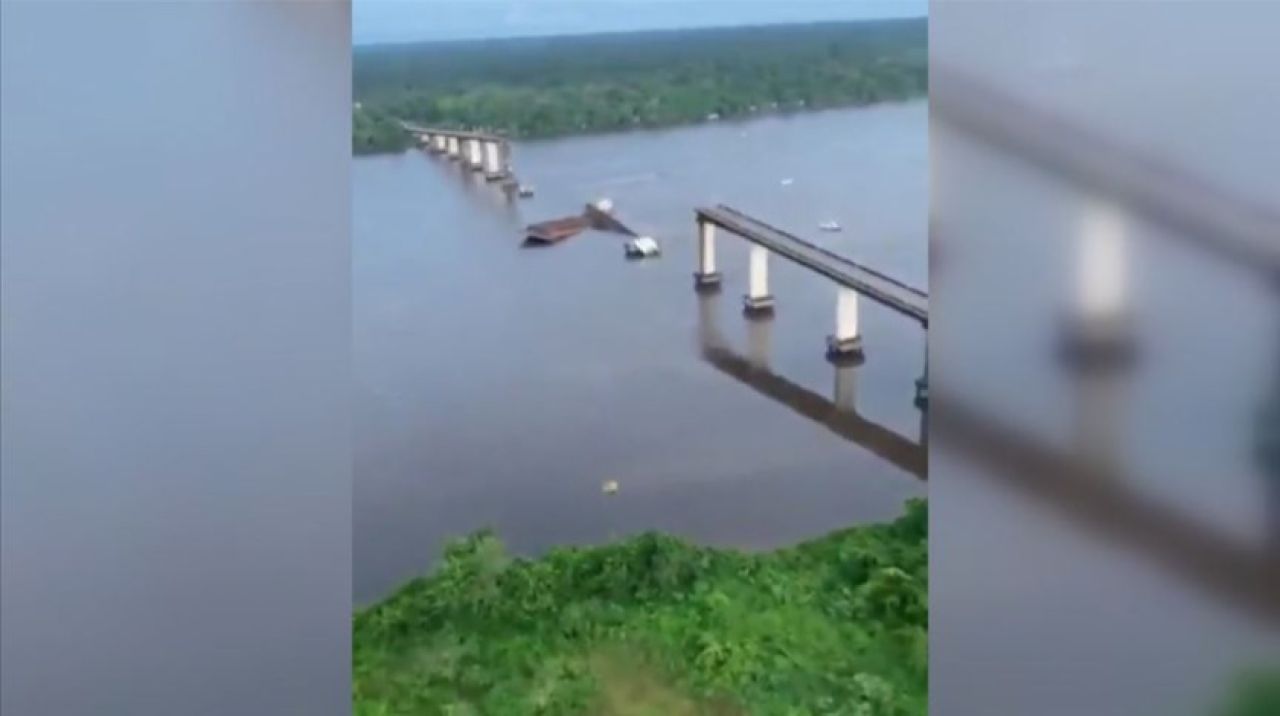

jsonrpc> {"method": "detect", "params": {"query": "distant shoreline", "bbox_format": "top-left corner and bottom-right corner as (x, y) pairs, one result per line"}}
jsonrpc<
(354, 95), (927, 157)
(353, 18), (927, 155)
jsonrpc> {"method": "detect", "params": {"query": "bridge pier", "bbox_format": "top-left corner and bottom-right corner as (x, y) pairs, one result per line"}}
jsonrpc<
(1061, 198), (1134, 366)
(693, 220), (722, 291)
(446, 136), (461, 159)
(466, 138), (484, 171)
(432, 135), (446, 153)
(826, 287), (864, 363)
(742, 244), (775, 316)
(483, 141), (506, 181)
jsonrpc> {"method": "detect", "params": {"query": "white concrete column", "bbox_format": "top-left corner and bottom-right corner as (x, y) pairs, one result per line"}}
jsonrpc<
(749, 246), (768, 296)
(743, 245), (774, 313)
(694, 220), (721, 288)
(434, 135), (447, 152)
(447, 136), (460, 158)
(700, 222), (716, 273)
(1076, 198), (1127, 322)
(833, 362), (856, 413)
(836, 288), (859, 341)
(483, 141), (502, 176)
(827, 287), (864, 359)
(467, 138), (483, 170)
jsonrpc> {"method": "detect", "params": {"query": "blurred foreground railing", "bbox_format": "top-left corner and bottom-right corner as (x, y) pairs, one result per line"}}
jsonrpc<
(932, 64), (1280, 282)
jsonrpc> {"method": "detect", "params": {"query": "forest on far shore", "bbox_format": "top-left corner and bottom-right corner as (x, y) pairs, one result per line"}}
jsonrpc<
(352, 18), (927, 154)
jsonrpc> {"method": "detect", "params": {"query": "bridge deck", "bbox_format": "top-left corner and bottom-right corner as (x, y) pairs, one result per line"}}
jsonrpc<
(400, 121), (504, 144)
(696, 205), (928, 325)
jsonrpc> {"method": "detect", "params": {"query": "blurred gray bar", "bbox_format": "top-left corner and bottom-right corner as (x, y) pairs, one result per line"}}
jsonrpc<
(1, 2), (352, 714)
(932, 63), (1280, 278)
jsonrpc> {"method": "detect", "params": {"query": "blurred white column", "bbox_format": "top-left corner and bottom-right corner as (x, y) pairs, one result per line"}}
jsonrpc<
(1077, 198), (1128, 322)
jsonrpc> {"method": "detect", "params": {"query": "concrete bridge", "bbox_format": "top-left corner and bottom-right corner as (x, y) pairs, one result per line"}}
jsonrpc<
(400, 121), (514, 182)
(694, 204), (929, 406)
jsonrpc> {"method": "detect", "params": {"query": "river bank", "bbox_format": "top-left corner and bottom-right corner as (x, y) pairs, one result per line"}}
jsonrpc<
(354, 91), (926, 156)
(354, 499), (926, 715)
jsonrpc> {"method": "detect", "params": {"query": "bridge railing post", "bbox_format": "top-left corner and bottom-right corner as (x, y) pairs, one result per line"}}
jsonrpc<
(694, 220), (722, 291)
(826, 287), (864, 362)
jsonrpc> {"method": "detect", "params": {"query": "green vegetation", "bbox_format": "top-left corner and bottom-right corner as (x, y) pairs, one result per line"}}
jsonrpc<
(352, 18), (927, 154)
(354, 499), (927, 715)
(1217, 668), (1280, 716)
(354, 105), (412, 155)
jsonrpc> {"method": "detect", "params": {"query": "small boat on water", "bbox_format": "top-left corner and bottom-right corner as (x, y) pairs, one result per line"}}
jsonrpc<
(624, 236), (661, 259)
(517, 184), (535, 198)
(819, 220), (842, 232)
(780, 178), (794, 186)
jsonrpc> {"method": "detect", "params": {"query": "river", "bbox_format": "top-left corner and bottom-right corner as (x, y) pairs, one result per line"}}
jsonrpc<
(353, 101), (929, 604)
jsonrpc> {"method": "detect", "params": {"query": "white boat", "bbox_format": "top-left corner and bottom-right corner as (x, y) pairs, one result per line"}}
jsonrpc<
(624, 236), (661, 259)
(517, 184), (535, 197)
(780, 178), (794, 186)
(818, 220), (842, 232)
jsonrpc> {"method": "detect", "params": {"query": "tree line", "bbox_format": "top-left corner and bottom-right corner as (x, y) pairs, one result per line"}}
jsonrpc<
(353, 18), (927, 154)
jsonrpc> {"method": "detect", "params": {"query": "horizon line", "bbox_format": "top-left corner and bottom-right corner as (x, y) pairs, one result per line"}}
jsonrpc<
(353, 15), (926, 50)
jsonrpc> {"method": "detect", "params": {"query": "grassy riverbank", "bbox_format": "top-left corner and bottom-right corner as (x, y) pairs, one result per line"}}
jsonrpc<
(353, 499), (926, 715)
(353, 18), (926, 155)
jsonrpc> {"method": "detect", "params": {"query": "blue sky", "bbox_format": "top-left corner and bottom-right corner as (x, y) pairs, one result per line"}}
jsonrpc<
(353, 0), (927, 46)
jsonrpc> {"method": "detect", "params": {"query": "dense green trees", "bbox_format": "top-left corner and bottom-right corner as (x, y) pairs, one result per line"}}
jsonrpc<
(353, 106), (412, 155)
(352, 18), (927, 154)
(354, 500), (927, 714)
